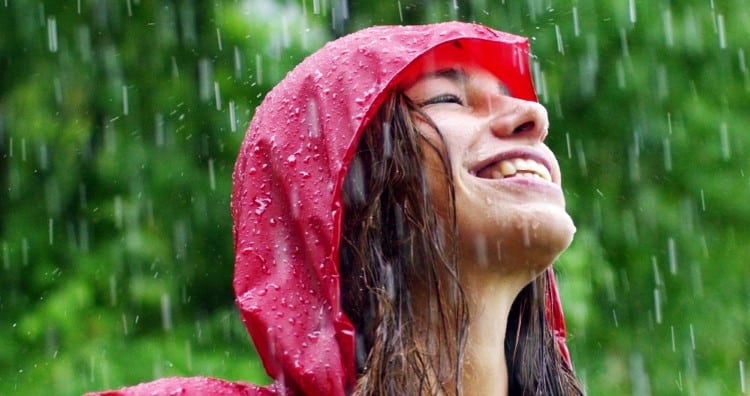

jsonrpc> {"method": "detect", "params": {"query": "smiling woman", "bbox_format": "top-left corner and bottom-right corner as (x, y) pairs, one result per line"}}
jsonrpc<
(89, 22), (582, 396)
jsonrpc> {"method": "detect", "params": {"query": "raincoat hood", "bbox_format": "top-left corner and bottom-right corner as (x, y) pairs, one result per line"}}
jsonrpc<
(231, 20), (571, 395)
(89, 21), (570, 396)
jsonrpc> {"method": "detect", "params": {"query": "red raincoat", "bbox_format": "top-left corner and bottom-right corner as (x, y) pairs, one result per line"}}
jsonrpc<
(89, 21), (571, 396)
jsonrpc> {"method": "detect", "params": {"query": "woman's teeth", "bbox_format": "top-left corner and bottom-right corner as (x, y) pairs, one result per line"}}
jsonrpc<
(488, 158), (552, 181)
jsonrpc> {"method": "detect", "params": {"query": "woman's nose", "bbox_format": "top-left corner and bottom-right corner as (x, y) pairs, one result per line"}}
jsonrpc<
(488, 98), (549, 142)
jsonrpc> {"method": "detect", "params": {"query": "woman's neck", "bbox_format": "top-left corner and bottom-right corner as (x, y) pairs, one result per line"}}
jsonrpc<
(459, 269), (531, 395)
(410, 261), (540, 395)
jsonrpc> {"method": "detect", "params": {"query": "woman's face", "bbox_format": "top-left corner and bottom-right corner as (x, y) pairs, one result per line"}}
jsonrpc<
(404, 62), (575, 272)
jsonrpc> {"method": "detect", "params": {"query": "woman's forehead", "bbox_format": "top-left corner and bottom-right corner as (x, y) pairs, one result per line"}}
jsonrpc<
(402, 64), (510, 97)
(397, 43), (511, 93)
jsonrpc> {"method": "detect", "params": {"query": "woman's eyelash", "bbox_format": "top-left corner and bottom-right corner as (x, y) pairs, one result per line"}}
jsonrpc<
(420, 94), (464, 106)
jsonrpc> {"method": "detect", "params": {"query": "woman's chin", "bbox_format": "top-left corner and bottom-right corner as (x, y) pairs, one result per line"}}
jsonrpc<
(458, 206), (576, 275)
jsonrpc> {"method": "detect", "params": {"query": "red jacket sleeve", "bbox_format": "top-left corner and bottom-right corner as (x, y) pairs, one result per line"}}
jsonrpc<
(85, 377), (283, 396)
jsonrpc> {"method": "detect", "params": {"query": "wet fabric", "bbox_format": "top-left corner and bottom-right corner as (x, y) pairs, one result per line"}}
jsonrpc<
(88, 21), (571, 396)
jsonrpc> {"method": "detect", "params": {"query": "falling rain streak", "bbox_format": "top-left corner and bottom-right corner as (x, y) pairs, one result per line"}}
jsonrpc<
(628, 0), (637, 23)
(229, 100), (237, 132)
(654, 288), (662, 324)
(717, 14), (727, 49)
(214, 82), (222, 110)
(48, 218), (54, 245)
(122, 85), (129, 115)
(720, 122), (731, 160)
(47, 16), (58, 53)
(161, 293), (173, 331)
(668, 238), (678, 275)
(208, 159), (216, 191)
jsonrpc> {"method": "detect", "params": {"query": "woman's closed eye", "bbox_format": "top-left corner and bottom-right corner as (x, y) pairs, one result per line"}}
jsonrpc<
(420, 94), (464, 106)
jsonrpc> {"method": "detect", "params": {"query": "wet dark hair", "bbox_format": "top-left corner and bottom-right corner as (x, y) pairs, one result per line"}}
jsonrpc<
(340, 92), (582, 395)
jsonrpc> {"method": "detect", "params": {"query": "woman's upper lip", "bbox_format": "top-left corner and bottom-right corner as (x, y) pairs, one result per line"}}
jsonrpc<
(470, 147), (556, 181)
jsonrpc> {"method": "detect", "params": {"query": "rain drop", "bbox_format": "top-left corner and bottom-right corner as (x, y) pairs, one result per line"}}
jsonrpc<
(653, 288), (662, 324)
(53, 77), (62, 105)
(22, 237), (29, 266)
(47, 16), (57, 53)
(2, 242), (8, 270)
(109, 275), (117, 306)
(717, 13), (727, 49)
(720, 121), (731, 160)
(255, 54), (263, 85)
(670, 325), (676, 352)
(628, 0), (637, 23)
(48, 218), (54, 245)
(689, 323), (696, 350)
(663, 7), (674, 47)
(554, 24), (565, 55)
(155, 113), (165, 146)
(229, 100), (237, 132)
(574, 139), (587, 176)
(233, 46), (242, 78)
(214, 81), (222, 110)
(663, 137), (672, 172)
(208, 159), (216, 191)
(198, 58), (212, 102)
(741, 360), (746, 393)
(114, 195), (123, 229)
(668, 237), (677, 274)
(20, 138), (26, 162)
(122, 85), (129, 115)
(161, 293), (173, 331)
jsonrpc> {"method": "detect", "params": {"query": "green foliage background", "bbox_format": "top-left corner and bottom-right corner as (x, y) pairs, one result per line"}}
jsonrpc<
(1, 0), (748, 394)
